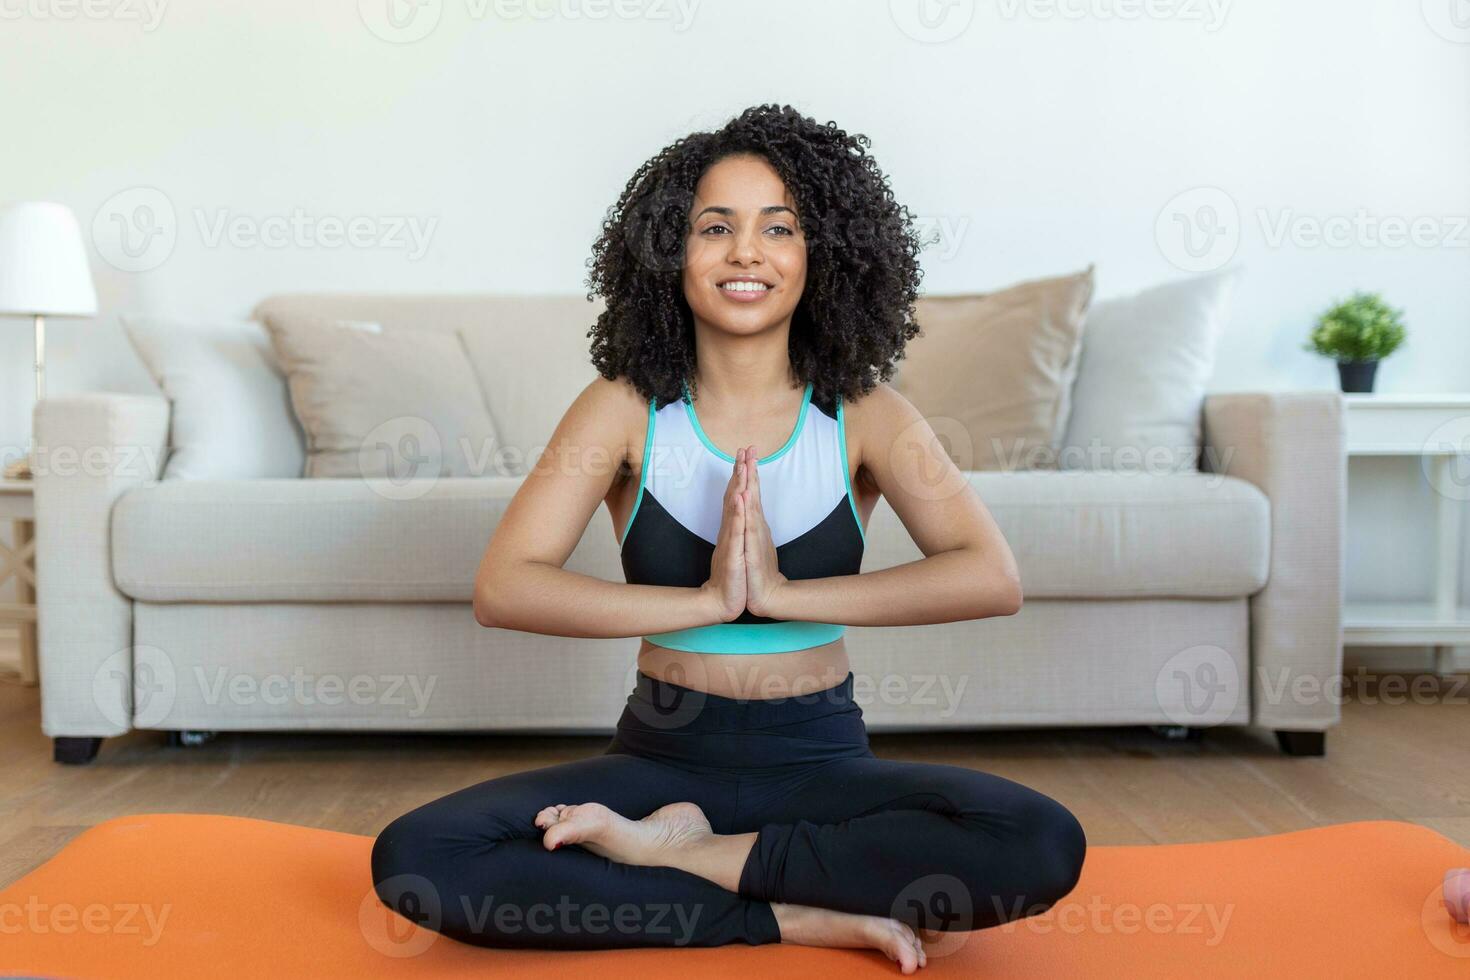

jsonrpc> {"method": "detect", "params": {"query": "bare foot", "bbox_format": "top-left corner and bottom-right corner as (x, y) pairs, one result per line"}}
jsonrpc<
(772, 902), (927, 974)
(534, 800), (712, 866)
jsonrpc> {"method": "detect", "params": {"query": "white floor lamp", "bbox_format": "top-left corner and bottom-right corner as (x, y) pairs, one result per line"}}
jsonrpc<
(0, 202), (98, 479)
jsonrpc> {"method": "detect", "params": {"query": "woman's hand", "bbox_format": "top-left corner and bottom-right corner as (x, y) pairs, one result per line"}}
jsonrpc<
(741, 446), (789, 619)
(700, 446), (750, 622)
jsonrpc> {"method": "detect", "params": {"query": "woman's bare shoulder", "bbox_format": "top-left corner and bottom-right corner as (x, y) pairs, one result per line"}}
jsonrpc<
(558, 374), (650, 469)
(841, 381), (922, 437)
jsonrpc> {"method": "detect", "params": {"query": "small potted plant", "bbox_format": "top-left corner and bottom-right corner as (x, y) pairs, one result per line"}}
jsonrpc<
(1304, 291), (1407, 393)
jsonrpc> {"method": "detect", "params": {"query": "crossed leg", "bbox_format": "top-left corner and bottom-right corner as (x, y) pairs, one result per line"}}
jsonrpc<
(540, 755), (1087, 936)
(371, 751), (929, 967)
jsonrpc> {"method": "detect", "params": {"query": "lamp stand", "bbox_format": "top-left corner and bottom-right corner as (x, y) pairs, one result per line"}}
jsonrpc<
(3, 314), (43, 481)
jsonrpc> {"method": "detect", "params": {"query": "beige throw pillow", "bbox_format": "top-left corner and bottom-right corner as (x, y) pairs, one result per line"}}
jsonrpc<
(262, 314), (499, 480)
(896, 267), (1095, 472)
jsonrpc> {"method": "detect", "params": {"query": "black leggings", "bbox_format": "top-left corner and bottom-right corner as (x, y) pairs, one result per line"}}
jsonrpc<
(371, 670), (1087, 949)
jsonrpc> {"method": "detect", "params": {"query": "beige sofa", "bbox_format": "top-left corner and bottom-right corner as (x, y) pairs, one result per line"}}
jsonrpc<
(33, 294), (1345, 763)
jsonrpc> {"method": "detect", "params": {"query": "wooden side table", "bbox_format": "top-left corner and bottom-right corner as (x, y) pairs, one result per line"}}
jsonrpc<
(0, 479), (37, 686)
(1342, 393), (1470, 676)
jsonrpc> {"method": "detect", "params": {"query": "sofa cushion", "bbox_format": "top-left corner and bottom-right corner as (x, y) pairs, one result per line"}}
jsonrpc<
(897, 268), (1096, 472)
(111, 471), (1269, 603)
(251, 294), (605, 477)
(262, 314), (500, 480)
(122, 315), (306, 480)
(1060, 268), (1240, 472)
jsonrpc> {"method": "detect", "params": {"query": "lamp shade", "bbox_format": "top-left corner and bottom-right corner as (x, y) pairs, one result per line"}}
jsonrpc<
(0, 201), (98, 317)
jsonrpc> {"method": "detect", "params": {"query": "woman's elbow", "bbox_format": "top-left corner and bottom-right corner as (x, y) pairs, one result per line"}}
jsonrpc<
(998, 574), (1023, 616)
(983, 569), (1023, 618)
(473, 577), (506, 628)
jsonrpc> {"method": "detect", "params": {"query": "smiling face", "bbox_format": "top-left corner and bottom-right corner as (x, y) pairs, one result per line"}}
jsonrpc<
(682, 153), (807, 337)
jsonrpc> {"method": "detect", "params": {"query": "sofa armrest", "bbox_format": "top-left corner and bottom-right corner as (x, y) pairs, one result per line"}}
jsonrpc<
(1201, 390), (1345, 733)
(33, 393), (170, 738)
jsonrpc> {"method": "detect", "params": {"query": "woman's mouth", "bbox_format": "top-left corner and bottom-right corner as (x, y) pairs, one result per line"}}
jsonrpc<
(718, 278), (772, 302)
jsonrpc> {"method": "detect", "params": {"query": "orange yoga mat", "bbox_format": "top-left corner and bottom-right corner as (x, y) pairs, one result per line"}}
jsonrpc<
(1, 813), (1467, 979)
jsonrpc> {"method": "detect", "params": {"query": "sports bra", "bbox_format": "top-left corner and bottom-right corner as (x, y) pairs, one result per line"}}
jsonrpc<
(619, 379), (867, 654)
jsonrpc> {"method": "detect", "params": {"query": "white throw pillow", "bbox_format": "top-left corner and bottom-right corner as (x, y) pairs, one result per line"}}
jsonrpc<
(122, 315), (306, 480)
(1059, 268), (1240, 473)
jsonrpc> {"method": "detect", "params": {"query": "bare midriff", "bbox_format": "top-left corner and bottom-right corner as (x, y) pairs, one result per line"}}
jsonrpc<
(636, 637), (852, 700)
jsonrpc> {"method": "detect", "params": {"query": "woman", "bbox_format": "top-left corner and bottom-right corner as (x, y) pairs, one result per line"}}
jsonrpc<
(372, 104), (1086, 973)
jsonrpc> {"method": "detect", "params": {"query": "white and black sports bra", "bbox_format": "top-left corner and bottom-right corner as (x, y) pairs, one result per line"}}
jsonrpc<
(619, 380), (866, 654)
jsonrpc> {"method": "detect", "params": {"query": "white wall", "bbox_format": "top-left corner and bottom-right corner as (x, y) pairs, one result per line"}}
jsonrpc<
(2, 0), (1468, 664)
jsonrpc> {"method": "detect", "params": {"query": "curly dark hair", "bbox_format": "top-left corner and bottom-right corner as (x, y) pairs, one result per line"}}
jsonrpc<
(584, 103), (927, 410)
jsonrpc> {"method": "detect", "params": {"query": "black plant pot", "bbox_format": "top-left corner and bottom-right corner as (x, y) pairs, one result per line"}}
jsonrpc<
(1337, 359), (1379, 393)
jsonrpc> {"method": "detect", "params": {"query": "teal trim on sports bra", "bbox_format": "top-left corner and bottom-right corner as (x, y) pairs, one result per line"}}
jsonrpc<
(681, 381), (813, 465)
(645, 620), (845, 655)
(620, 396), (657, 547)
(836, 396), (866, 545)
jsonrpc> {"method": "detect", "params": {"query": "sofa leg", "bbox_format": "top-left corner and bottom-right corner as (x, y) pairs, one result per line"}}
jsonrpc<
(54, 737), (103, 765)
(1148, 724), (1204, 742)
(166, 730), (218, 748)
(1274, 729), (1326, 757)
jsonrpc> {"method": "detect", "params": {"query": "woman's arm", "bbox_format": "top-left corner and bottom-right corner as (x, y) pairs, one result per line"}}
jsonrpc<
(762, 383), (1022, 627)
(472, 377), (723, 637)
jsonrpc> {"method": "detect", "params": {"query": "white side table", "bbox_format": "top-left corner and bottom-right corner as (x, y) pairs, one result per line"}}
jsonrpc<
(1343, 393), (1470, 675)
(0, 479), (37, 686)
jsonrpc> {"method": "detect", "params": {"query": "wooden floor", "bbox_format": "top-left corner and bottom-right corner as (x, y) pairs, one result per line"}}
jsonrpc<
(2, 671), (1468, 889)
